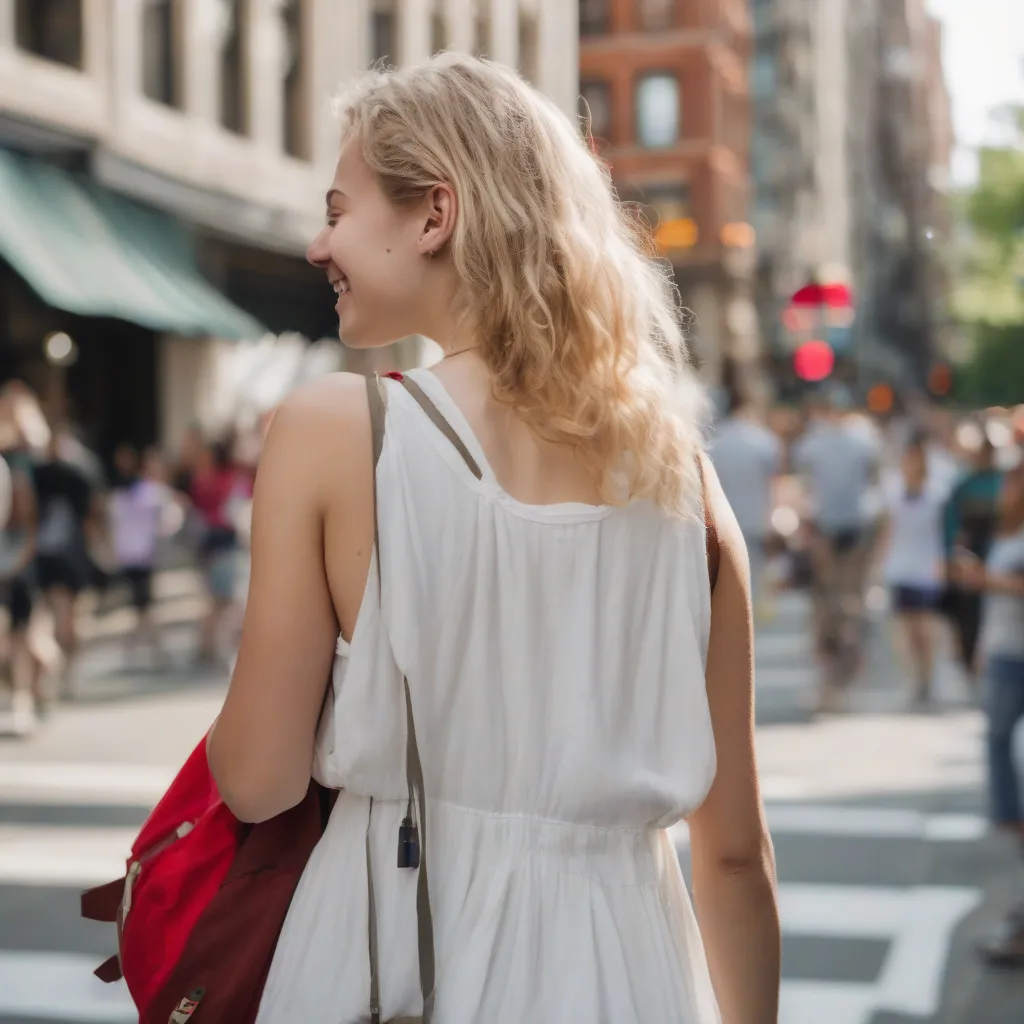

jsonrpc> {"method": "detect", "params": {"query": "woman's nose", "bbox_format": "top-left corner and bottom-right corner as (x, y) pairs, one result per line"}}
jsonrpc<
(306, 227), (330, 268)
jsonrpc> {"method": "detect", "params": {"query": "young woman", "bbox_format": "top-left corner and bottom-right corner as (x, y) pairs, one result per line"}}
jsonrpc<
(208, 55), (779, 1022)
(879, 432), (950, 705)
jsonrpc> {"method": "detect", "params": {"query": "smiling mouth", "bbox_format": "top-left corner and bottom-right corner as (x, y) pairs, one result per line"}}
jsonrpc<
(332, 275), (350, 297)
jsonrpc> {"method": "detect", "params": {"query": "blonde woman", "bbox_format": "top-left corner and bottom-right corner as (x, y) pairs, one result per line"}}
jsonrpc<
(208, 56), (779, 1022)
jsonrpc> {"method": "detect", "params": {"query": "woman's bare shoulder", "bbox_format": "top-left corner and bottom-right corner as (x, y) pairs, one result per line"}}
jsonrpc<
(258, 372), (372, 501)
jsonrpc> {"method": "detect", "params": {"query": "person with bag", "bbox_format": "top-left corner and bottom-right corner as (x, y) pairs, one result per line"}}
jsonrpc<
(86, 54), (778, 1024)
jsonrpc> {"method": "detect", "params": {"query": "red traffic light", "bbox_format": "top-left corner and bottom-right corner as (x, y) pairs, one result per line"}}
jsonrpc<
(794, 339), (835, 382)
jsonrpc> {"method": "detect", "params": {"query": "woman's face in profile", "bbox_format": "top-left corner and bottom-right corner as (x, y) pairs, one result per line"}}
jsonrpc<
(306, 143), (436, 350)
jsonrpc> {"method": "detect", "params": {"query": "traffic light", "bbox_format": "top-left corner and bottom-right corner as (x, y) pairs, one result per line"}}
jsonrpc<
(793, 339), (835, 382)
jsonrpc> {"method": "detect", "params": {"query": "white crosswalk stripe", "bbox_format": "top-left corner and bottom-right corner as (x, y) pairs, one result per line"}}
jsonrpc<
(0, 762), (988, 1024)
(0, 952), (136, 1022)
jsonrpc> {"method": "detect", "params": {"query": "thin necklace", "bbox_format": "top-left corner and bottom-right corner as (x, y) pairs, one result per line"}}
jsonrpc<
(441, 345), (480, 361)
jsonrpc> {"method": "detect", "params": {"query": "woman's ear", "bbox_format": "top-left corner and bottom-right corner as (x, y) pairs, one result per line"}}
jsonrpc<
(418, 182), (457, 257)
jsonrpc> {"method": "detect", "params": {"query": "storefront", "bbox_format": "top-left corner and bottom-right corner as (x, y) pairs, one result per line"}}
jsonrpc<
(0, 146), (264, 464)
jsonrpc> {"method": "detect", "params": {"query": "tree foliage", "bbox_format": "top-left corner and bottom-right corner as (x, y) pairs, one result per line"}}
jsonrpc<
(954, 104), (1024, 405)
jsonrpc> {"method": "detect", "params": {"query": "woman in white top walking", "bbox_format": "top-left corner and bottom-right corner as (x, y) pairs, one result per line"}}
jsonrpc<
(207, 55), (779, 1022)
(879, 432), (949, 705)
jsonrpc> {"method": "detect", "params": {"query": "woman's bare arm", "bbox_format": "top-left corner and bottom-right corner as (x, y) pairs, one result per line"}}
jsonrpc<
(687, 457), (781, 1024)
(207, 373), (372, 823)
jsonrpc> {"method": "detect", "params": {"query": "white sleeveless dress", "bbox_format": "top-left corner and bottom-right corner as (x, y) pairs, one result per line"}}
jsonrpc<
(256, 369), (721, 1023)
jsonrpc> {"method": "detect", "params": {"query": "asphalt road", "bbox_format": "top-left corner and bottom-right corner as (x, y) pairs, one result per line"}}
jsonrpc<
(0, 591), (1021, 1023)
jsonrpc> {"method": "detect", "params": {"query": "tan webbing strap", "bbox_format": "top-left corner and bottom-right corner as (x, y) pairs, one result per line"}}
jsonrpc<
(697, 453), (720, 595)
(405, 677), (435, 1018)
(398, 375), (483, 481)
(366, 796), (382, 1024)
(368, 374), (387, 592)
(364, 374), (436, 1023)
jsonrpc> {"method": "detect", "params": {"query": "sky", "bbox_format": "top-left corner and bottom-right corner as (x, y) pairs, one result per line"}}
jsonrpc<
(926, 0), (1024, 185)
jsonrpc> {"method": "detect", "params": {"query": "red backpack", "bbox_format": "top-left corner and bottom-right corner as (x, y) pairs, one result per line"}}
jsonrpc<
(81, 734), (331, 1022)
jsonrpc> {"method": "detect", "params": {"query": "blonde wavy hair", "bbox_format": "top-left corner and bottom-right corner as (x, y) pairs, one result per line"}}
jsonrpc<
(335, 53), (709, 518)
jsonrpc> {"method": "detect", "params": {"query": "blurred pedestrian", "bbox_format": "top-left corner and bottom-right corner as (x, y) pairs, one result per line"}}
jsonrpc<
(207, 55), (780, 1022)
(108, 444), (167, 668)
(793, 384), (883, 711)
(171, 424), (205, 499)
(189, 436), (250, 666)
(0, 388), (44, 733)
(32, 425), (100, 698)
(955, 462), (1024, 965)
(943, 431), (1003, 686)
(710, 388), (782, 620)
(877, 432), (948, 706)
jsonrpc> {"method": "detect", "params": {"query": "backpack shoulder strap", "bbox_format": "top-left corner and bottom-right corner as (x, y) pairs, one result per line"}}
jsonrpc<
(392, 372), (483, 480)
(363, 373), (436, 1022)
(697, 453), (720, 595)
(366, 374), (387, 593)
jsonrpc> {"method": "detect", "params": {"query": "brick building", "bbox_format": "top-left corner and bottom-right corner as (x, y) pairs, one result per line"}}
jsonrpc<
(578, 0), (758, 387)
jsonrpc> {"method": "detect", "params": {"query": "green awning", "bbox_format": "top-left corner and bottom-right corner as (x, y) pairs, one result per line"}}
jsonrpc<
(0, 149), (265, 340)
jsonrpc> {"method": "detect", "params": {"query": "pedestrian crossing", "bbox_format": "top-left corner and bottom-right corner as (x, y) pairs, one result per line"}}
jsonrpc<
(0, 758), (989, 1024)
(754, 590), (817, 698)
(0, 587), (994, 1024)
(754, 586), (977, 717)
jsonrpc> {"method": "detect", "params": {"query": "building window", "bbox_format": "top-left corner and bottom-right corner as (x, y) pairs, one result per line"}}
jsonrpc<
(579, 0), (610, 37)
(579, 79), (612, 142)
(281, 0), (309, 158)
(218, 0), (249, 135)
(626, 183), (691, 228)
(635, 73), (679, 148)
(619, 182), (694, 250)
(14, 0), (83, 68)
(638, 0), (674, 31)
(372, 9), (395, 64)
(142, 0), (179, 106)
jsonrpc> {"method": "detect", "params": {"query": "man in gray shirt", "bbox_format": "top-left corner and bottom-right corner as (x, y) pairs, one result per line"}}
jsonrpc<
(792, 385), (882, 709)
(710, 395), (781, 615)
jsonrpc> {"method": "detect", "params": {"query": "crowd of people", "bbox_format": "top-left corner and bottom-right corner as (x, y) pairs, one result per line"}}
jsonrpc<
(711, 381), (1023, 711)
(0, 381), (259, 736)
(711, 380), (1024, 965)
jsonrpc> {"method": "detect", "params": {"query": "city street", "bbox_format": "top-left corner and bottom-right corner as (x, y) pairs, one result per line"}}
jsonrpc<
(0, 588), (1022, 1023)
